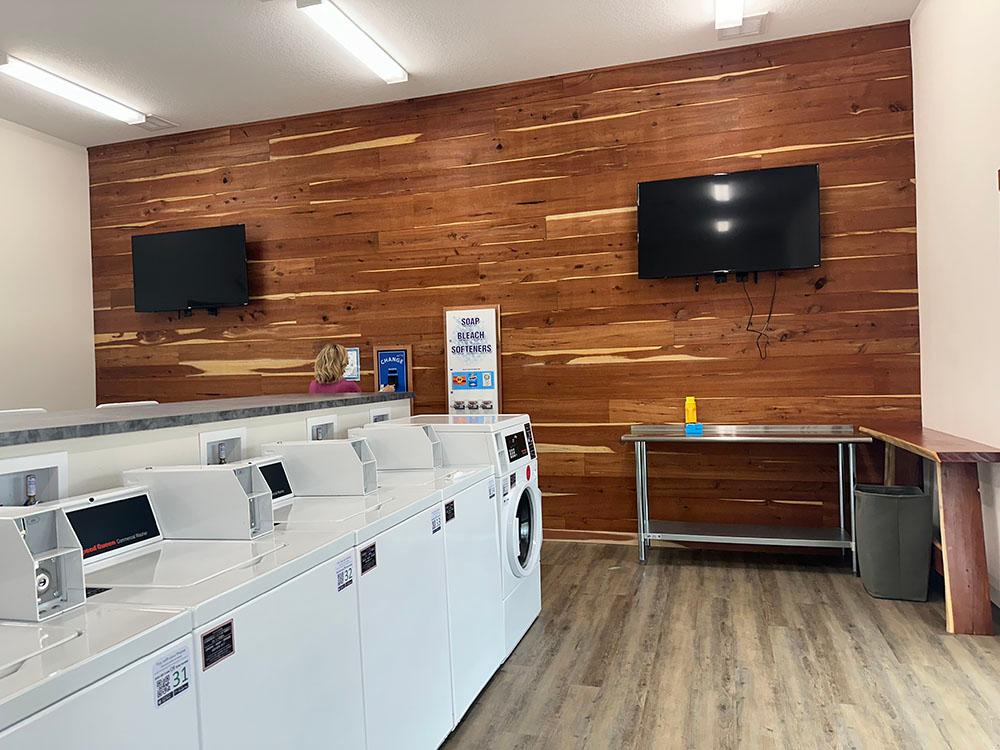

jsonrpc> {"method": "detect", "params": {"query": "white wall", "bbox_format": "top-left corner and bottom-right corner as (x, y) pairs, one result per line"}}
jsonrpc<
(911, 0), (1000, 603)
(0, 118), (95, 411)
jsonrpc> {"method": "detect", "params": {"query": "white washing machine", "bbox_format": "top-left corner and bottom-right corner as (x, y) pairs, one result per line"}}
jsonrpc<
(253, 452), (455, 750)
(0, 506), (199, 749)
(376, 466), (503, 722)
(350, 423), (505, 721)
(352, 487), (453, 750)
(58, 480), (367, 750)
(369, 415), (543, 657)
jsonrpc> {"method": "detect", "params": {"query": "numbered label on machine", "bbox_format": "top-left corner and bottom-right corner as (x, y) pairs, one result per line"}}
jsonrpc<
(360, 543), (377, 574)
(444, 500), (455, 523)
(431, 507), (443, 534)
(488, 478), (497, 500)
(153, 643), (192, 708)
(202, 620), (236, 671)
(335, 551), (354, 592)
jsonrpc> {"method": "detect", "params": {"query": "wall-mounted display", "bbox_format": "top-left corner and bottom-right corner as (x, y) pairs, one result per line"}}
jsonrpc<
(444, 306), (501, 415)
(344, 347), (361, 382)
(374, 345), (411, 392)
(131, 224), (249, 313)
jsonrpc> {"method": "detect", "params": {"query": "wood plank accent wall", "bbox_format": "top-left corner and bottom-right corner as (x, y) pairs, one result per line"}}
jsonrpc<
(89, 22), (920, 535)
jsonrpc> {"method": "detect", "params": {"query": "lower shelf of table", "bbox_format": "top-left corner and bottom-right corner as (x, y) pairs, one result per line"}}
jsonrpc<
(644, 520), (853, 549)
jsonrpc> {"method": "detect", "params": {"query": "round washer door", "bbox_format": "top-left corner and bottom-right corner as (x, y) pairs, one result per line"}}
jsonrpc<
(506, 484), (542, 578)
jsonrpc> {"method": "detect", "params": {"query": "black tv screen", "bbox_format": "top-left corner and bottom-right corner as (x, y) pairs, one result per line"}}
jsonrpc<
(131, 224), (249, 312)
(637, 165), (821, 279)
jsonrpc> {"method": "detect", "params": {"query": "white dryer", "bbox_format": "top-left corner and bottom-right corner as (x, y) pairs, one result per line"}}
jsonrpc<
(59, 480), (367, 750)
(0, 505), (199, 749)
(368, 415), (543, 657)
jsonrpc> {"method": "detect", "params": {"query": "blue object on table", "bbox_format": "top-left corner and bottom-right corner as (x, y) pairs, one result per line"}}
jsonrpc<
(684, 422), (704, 436)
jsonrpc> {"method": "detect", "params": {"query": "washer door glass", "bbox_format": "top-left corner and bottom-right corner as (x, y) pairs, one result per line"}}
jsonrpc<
(515, 488), (534, 569)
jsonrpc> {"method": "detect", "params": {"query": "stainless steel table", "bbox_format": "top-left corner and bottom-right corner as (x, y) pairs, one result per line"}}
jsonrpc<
(621, 424), (873, 570)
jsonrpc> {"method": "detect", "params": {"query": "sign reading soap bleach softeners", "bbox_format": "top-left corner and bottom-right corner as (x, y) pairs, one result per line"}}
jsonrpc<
(445, 307), (500, 415)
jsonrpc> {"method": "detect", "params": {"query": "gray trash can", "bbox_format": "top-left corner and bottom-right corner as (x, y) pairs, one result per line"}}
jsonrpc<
(855, 484), (933, 602)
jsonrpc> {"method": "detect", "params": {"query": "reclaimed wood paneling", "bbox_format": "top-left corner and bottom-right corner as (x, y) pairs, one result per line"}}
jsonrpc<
(89, 22), (920, 535)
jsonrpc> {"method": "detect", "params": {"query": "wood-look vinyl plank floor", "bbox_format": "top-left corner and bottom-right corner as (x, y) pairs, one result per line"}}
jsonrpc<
(444, 541), (1000, 750)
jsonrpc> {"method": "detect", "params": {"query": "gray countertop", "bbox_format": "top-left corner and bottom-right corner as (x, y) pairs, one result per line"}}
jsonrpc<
(0, 392), (413, 447)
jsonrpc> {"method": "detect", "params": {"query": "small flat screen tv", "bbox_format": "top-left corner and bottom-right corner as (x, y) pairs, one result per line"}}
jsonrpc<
(131, 224), (249, 312)
(637, 164), (821, 279)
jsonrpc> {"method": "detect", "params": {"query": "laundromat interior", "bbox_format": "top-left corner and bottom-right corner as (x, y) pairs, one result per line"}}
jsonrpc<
(1, 0), (1000, 747)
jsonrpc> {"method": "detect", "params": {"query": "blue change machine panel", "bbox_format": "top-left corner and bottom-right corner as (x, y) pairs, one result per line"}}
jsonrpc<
(376, 349), (409, 392)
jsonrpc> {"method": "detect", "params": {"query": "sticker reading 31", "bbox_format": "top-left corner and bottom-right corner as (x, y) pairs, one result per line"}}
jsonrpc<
(153, 644), (192, 708)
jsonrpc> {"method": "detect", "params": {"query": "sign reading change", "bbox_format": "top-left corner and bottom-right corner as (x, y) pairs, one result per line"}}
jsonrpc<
(444, 306), (501, 415)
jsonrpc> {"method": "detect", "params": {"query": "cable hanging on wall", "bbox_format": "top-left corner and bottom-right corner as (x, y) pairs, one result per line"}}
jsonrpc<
(743, 271), (778, 360)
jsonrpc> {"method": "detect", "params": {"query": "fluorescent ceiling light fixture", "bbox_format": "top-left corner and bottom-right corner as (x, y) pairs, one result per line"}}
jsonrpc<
(297, 0), (408, 84)
(715, 0), (744, 30)
(0, 53), (145, 124)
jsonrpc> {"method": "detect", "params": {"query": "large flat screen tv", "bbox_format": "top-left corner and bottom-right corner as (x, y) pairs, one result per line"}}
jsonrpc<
(637, 164), (821, 279)
(131, 224), (249, 313)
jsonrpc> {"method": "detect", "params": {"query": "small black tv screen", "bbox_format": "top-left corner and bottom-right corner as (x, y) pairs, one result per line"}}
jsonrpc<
(131, 224), (249, 312)
(637, 164), (821, 279)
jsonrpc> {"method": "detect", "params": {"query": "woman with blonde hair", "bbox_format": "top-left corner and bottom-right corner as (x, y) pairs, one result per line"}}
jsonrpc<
(309, 343), (393, 394)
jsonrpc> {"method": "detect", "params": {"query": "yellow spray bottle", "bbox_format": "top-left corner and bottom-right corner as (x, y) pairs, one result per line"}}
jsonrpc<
(684, 396), (697, 424)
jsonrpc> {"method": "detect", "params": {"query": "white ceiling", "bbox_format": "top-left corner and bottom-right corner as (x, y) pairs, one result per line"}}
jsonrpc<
(0, 0), (920, 147)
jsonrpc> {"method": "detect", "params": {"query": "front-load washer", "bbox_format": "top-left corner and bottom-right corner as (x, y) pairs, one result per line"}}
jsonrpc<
(58, 482), (367, 750)
(499, 462), (543, 655)
(370, 414), (542, 656)
(376, 466), (504, 723)
(0, 505), (199, 749)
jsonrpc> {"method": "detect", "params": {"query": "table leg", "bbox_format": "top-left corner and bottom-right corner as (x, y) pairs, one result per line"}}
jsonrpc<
(635, 441), (647, 564)
(837, 444), (845, 558)
(883, 443), (897, 486)
(642, 442), (650, 552)
(849, 443), (858, 574)
(937, 462), (993, 635)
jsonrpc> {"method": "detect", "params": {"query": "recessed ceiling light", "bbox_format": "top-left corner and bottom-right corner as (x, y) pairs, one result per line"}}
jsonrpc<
(0, 53), (146, 124)
(296, 0), (408, 84)
(715, 0), (745, 30)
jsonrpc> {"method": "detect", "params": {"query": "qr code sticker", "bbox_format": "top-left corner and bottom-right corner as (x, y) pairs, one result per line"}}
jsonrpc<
(335, 552), (354, 592)
(152, 644), (191, 708)
(155, 674), (171, 704)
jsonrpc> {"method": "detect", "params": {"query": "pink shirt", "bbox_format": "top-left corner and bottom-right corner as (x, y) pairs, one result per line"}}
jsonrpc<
(309, 379), (362, 395)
